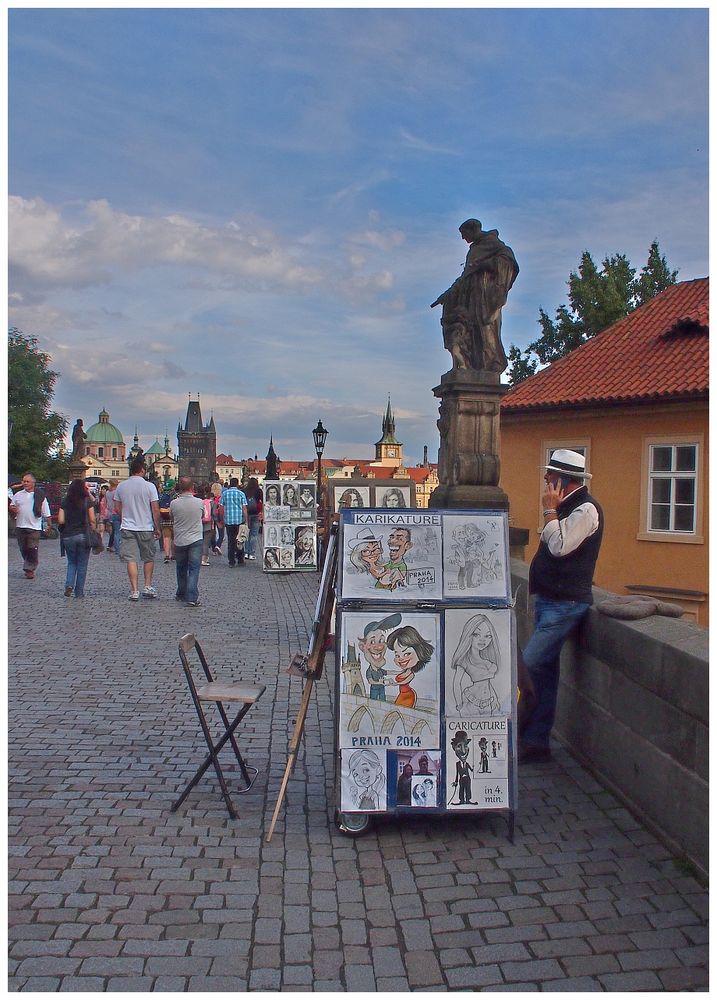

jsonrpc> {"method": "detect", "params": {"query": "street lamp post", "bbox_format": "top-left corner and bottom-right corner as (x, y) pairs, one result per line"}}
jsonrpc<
(312, 419), (328, 562)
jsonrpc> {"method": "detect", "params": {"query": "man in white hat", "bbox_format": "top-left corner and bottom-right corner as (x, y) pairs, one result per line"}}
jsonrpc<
(520, 449), (604, 764)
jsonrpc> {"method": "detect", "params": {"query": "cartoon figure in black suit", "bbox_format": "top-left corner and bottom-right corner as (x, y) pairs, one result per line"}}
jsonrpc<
(451, 730), (473, 804)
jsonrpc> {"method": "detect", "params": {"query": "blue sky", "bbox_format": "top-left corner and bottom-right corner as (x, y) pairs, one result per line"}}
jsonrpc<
(8, 7), (709, 465)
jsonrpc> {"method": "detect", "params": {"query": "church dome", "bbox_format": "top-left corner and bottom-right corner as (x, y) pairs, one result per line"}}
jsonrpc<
(145, 439), (163, 456)
(85, 409), (124, 445)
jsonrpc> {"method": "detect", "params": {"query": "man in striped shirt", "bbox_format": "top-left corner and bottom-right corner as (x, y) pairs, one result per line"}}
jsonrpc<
(220, 478), (248, 567)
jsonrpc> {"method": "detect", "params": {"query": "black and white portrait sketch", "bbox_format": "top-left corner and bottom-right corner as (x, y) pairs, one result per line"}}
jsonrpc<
(294, 524), (316, 567)
(336, 486), (370, 510)
(265, 524), (280, 548)
(341, 749), (387, 812)
(264, 547), (280, 570)
(375, 485), (410, 509)
(264, 483), (282, 506)
(282, 482), (299, 511)
(444, 609), (512, 718)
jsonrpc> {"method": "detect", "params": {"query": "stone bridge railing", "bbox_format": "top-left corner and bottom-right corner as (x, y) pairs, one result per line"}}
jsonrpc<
(511, 560), (708, 879)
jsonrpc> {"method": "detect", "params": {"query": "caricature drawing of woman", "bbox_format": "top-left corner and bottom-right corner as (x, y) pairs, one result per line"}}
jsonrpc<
(346, 749), (386, 810)
(386, 625), (435, 709)
(450, 614), (502, 716)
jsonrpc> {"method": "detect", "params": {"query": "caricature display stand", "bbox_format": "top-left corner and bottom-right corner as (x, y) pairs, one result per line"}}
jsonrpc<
(265, 523), (339, 842)
(334, 508), (517, 839)
(262, 480), (319, 573)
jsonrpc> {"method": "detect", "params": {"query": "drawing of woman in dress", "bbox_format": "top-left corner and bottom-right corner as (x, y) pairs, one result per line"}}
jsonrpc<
(386, 625), (435, 709)
(450, 614), (502, 716)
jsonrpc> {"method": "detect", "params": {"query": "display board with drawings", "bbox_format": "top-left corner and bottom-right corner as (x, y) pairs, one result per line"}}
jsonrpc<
(331, 478), (415, 515)
(336, 507), (516, 818)
(338, 509), (511, 604)
(262, 480), (317, 572)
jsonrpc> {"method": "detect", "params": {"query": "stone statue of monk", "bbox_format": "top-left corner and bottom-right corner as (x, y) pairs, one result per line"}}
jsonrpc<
(431, 219), (519, 374)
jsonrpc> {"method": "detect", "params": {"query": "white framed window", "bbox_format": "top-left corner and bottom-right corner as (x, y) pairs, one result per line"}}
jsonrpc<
(648, 443), (698, 533)
(639, 435), (703, 544)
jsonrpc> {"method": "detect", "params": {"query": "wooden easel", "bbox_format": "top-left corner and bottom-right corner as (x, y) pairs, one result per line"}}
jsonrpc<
(265, 521), (339, 842)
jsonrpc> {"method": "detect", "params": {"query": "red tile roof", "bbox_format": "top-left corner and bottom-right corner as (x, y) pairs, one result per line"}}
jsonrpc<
(502, 278), (708, 412)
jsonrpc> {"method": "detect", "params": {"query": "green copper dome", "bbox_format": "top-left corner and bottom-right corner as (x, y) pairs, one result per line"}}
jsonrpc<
(85, 409), (125, 445)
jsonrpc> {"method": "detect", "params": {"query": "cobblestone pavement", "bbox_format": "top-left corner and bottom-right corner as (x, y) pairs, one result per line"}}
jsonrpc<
(9, 540), (708, 991)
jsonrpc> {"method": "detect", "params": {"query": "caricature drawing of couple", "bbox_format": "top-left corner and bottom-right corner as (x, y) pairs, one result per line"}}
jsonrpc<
(356, 612), (434, 710)
(348, 525), (414, 591)
(449, 523), (500, 590)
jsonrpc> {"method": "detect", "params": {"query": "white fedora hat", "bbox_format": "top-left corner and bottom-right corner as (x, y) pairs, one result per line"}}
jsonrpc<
(544, 448), (592, 480)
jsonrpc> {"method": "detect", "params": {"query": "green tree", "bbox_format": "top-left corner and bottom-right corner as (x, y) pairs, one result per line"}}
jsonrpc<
(507, 242), (678, 387)
(8, 328), (69, 480)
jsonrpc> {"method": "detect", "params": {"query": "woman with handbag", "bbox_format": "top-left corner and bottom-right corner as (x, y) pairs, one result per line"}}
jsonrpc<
(57, 479), (97, 599)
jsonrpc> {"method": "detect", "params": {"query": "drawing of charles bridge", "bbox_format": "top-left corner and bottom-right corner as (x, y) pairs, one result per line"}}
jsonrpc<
(340, 644), (439, 743)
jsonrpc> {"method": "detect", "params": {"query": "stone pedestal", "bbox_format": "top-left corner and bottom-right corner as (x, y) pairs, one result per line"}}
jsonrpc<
(68, 460), (87, 481)
(428, 369), (509, 511)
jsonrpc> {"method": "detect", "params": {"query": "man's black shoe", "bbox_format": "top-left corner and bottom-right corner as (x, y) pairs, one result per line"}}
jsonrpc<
(518, 745), (552, 765)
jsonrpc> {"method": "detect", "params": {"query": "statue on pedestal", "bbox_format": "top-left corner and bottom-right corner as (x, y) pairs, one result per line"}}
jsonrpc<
(429, 219), (518, 511)
(431, 219), (519, 375)
(70, 419), (87, 461)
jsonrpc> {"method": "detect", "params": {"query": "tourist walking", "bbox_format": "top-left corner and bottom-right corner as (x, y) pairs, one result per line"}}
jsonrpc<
(170, 477), (204, 607)
(244, 477), (263, 561)
(104, 479), (119, 553)
(158, 482), (178, 563)
(200, 485), (214, 566)
(8, 473), (51, 579)
(520, 449), (604, 764)
(114, 456), (161, 601)
(221, 477), (248, 567)
(57, 479), (96, 598)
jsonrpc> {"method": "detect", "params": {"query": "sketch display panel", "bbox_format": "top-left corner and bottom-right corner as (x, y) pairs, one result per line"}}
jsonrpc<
(444, 608), (513, 718)
(340, 511), (443, 601)
(375, 485), (411, 509)
(338, 611), (441, 751)
(442, 512), (510, 602)
(393, 749), (442, 808)
(340, 749), (388, 813)
(445, 718), (510, 811)
(335, 485), (370, 511)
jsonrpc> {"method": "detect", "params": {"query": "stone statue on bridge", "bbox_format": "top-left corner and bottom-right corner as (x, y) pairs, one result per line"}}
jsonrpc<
(431, 219), (519, 375)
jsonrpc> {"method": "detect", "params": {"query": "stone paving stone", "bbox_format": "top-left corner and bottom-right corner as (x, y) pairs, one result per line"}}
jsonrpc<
(8, 548), (709, 992)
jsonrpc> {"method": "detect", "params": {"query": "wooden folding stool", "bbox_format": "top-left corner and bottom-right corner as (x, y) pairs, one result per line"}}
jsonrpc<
(172, 633), (265, 819)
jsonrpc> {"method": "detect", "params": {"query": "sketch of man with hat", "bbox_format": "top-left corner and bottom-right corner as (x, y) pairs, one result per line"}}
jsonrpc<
(357, 612), (402, 700)
(450, 730), (474, 805)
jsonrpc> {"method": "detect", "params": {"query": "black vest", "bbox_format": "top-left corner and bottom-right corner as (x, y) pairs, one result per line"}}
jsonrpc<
(529, 487), (604, 604)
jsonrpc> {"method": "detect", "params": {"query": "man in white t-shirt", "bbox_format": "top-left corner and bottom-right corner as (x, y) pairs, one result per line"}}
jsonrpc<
(114, 456), (161, 601)
(8, 473), (51, 579)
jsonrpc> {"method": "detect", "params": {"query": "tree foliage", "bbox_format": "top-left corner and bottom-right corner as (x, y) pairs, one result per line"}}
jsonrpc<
(8, 328), (69, 480)
(507, 241), (678, 387)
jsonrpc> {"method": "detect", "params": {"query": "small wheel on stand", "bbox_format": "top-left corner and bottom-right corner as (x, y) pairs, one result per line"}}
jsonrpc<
(335, 810), (372, 837)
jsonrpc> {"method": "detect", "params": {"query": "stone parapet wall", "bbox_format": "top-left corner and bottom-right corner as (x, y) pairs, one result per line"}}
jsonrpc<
(511, 560), (708, 878)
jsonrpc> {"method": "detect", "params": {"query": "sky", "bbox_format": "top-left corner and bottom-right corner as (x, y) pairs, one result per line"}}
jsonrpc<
(8, 5), (709, 466)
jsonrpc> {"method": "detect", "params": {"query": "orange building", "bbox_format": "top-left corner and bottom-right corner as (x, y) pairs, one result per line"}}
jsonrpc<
(501, 278), (709, 625)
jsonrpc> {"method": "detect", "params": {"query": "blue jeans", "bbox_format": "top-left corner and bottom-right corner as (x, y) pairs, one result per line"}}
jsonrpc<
(63, 532), (91, 597)
(175, 540), (202, 603)
(246, 515), (261, 557)
(111, 515), (122, 556)
(520, 595), (590, 750)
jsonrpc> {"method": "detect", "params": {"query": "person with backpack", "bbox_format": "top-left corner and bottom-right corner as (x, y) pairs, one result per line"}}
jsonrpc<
(8, 473), (52, 579)
(244, 478), (263, 561)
